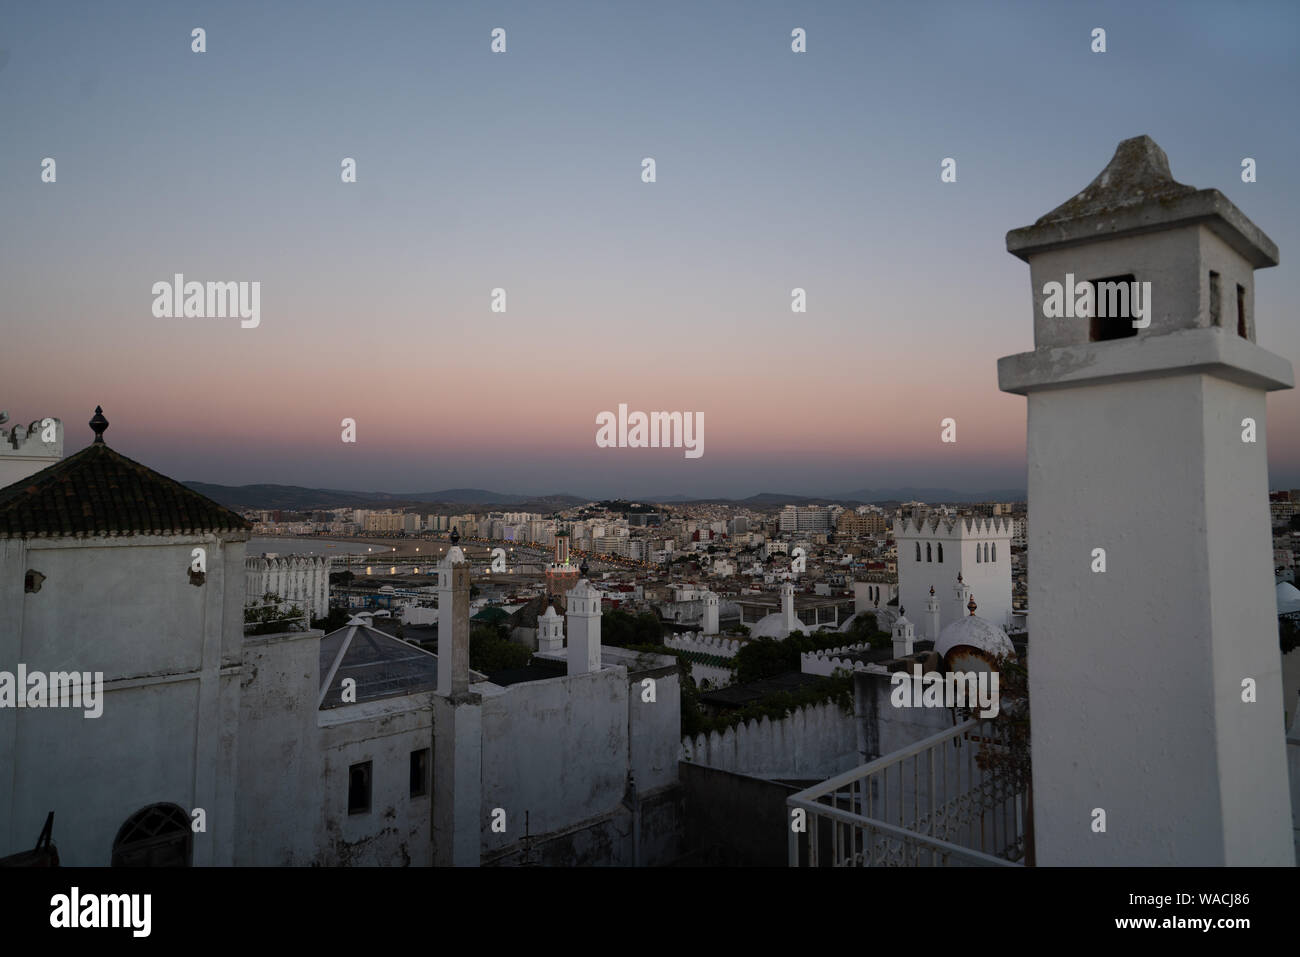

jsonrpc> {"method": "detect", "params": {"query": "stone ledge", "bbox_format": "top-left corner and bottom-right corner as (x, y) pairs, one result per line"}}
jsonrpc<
(998, 326), (1294, 395)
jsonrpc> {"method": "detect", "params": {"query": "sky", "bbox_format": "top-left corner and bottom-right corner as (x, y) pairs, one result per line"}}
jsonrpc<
(2, 0), (1299, 499)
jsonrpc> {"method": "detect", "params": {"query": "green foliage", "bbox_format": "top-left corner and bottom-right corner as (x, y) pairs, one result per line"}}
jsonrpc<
(1282, 617), (1300, 656)
(601, 609), (665, 647)
(469, 624), (532, 674)
(311, 606), (352, 633)
(846, 611), (893, 649)
(244, 592), (306, 634)
(689, 675), (855, 737)
(733, 630), (880, 684)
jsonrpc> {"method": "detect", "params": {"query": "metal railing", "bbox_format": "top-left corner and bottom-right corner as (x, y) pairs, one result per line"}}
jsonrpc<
(787, 717), (1026, 866)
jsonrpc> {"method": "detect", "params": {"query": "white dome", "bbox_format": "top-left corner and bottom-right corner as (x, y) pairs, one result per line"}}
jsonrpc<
(750, 613), (789, 639)
(1277, 581), (1300, 615)
(936, 614), (1014, 664)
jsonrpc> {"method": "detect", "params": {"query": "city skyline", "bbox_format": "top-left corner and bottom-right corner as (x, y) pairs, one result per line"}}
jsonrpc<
(5, 1), (1300, 497)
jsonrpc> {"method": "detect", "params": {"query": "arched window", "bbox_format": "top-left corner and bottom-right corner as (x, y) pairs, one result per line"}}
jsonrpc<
(915, 543), (921, 561)
(111, 803), (193, 867)
(984, 542), (990, 563)
(937, 543), (943, 563)
(926, 543), (932, 562)
(991, 543), (997, 562)
(975, 544), (981, 563)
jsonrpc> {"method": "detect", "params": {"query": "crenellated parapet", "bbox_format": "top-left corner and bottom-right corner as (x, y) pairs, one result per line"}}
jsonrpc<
(0, 415), (63, 490)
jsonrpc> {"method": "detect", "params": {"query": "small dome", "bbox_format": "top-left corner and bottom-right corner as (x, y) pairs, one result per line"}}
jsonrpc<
(936, 614), (1014, 667)
(1276, 581), (1300, 615)
(750, 613), (789, 639)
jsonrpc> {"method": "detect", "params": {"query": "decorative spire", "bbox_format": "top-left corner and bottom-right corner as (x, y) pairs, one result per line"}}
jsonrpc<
(579, 557), (590, 577)
(899, 606), (905, 617)
(967, 594), (977, 616)
(929, 585), (935, 596)
(957, 572), (963, 584)
(449, 527), (460, 546)
(89, 406), (108, 443)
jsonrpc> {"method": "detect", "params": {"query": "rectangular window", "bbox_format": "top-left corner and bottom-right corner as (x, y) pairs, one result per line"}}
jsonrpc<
(1236, 284), (1247, 338)
(1209, 271), (1221, 326)
(410, 749), (430, 798)
(1087, 274), (1139, 342)
(348, 761), (372, 815)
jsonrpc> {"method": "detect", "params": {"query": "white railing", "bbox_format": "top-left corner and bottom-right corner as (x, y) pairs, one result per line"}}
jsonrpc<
(787, 717), (1027, 866)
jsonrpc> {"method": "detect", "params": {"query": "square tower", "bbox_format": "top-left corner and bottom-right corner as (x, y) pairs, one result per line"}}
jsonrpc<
(999, 136), (1294, 865)
(894, 516), (1012, 638)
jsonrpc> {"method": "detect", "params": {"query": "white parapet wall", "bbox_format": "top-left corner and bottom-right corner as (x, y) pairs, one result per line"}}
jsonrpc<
(800, 643), (873, 676)
(679, 700), (859, 780)
(664, 634), (743, 657)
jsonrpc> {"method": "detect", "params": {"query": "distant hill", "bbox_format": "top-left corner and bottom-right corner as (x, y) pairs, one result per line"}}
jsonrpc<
(836, 487), (1027, 505)
(183, 480), (1024, 511)
(182, 482), (588, 510)
(642, 489), (1026, 507)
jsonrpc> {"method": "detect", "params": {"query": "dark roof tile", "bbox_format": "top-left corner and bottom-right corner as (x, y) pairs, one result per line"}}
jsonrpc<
(0, 441), (251, 539)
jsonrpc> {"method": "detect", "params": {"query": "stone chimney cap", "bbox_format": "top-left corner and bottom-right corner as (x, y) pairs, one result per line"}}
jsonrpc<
(1034, 135), (1195, 226)
(1006, 135), (1278, 268)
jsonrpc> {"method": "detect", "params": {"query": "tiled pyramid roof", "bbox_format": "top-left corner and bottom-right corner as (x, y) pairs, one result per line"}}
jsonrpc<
(0, 437), (250, 540)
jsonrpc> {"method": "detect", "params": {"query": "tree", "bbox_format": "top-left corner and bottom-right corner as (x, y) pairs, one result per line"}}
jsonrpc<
(1282, 617), (1300, 656)
(311, 606), (351, 633)
(244, 592), (306, 635)
(469, 624), (531, 674)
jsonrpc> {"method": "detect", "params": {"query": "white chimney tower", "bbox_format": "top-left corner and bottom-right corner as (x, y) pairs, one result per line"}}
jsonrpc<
(702, 591), (719, 636)
(924, 586), (941, 642)
(1000, 136), (1294, 865)
(537, 605), (564, 653)
(780, 580), (797, 635)
(892, 608), (915, 659)
(565, 580), (602, 675)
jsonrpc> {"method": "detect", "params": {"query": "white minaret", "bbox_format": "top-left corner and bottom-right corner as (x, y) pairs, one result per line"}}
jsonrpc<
(924, 586), (941, 642)
(565, 580), (602, 675)
(892, 608), (915, 659)
(702, 590), (719, 636)
(780, 581), (797, 635)
(1000, 136), (1294, 865)
(537, 605), (564, 653)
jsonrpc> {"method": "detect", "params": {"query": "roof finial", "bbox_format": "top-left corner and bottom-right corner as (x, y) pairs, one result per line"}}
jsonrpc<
(929, 585), (935, 596)
(449, 527), (460, 546)
(967, 594), (977, 616)
(89, 406), (108, 443)
(957, 571), (963, 584)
